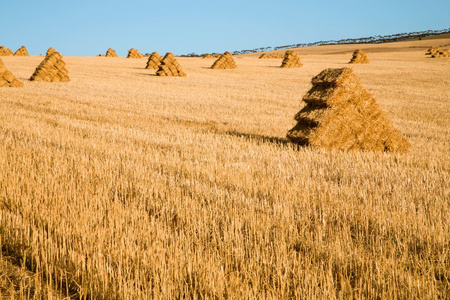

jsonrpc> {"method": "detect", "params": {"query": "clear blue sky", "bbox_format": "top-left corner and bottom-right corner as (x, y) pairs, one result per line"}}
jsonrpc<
(1, 0), (448, 56)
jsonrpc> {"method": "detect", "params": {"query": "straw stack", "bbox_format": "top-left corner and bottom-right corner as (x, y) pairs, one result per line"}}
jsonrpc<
(106, 48), (118, 57)
(211, 51), (237, 69)
(145, 52), (163, 69)
(0, 46), (14, 56)
(0, 58), (23, 87)
(349, 49), (370, 64)
(259, 53), (284, 59)
(14, 46), (29, 56)
(127, 48), (143, 58)
(156, 52), (186, 77)
(280, 50), (302, 68)
(287, 68), (410, 152)
(203, 54), (213, 58)
(431, 49), (449, 58)
(30, 52), (70, 82)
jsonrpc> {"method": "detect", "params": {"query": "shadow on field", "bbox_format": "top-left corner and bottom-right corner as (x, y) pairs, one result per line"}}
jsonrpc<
(225, 130), (292, 146)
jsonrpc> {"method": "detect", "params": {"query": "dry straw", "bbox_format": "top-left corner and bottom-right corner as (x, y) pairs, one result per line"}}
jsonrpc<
(210, 51), (237, 69)
(280, 50), (302, 68)
(105, 48), (118, 57)
(425, 47), (440, 55)
(145, 52), (163, 69)
(14, 46), (29, 56)
(349, 49), (370, 64)
(127, 48), (143, 58)
(202, 54), (213, 58)
(0, 58), (23, 87)
(156, 52), (186, 77)
(431, 49), (449, 58)
(259, 53), (284, 59)
(0, 46), (14, 56)
(46, 47), (57, 56)
(30, 52), (70, 82)
(287, 67), (410, 152)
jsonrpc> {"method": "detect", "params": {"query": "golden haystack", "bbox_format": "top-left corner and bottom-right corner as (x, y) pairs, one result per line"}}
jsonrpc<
(203, 54), (213, 58)
(211, 51), (237, 69)
(431, 49), (449, 58)
(425, 47), (440, 55)
(14, 46), (29, 56)
(156, 52), (186, 77)
(0, 46), (14, 56)
(0, 58), (23, 87)
(213, 53), (221, 58)
(280, 50), (302, 68)
(46, 47), (57, 56)
(349, 49), (370, 64)
(259, 53), (284, 59)
(287, 68), (410, 152)
(127, 48), (143, 58)
(30, 52), (70, 82)
(145, 52), (163, 69)
(106, 48), (118, 57)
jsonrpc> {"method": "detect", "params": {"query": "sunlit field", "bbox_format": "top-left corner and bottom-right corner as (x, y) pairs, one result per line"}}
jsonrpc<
(1, 36), (449, 298)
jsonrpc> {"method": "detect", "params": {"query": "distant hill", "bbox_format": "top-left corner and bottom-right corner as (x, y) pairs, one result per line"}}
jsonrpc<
(180, 28), (450, 57)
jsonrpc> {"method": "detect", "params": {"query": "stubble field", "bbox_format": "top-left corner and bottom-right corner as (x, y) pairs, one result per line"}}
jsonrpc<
(1, 37), (449, 299)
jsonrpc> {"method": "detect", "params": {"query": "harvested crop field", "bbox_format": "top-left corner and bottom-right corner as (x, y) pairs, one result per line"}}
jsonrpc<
(0, 37), (449, 298)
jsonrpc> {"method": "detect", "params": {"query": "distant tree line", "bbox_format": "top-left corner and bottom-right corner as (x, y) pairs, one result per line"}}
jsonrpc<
(178, 28), (450, 57)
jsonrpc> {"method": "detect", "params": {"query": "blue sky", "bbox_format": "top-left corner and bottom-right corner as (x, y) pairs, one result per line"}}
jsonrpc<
(1, 0), (448, 56)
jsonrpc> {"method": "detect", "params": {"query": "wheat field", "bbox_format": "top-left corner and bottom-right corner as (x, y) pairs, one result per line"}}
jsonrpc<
(1, 37), (449, 299)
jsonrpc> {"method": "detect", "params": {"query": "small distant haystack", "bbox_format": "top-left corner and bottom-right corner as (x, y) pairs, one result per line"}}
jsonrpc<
(280, 50), (302, 68)
(425, 47), (440, 55)
(106, 48), (118, 57)
(98, 54), (106, 57)
(0, 46), (14, 56)
(127, 48), (143, 58)
(213, 53), (221, 58)
(30, 52), (70, 82)
(211, 51), (237, 69)
(0, 58), (23, 87)
(145, 52), (163, 69)
(287, 68), (410, 152)
(259, 53), (284, 59)
(46, 47), (57, 56)
(156, 52), (186, 77)
(431, 49), (449, 58)
(14, 46), (29, 56)
(349, 49), (370, 64)
(203, 54), (213, 58)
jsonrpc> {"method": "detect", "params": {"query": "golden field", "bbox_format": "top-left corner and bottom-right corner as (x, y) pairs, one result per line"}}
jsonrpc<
(1, 36), (449, 299)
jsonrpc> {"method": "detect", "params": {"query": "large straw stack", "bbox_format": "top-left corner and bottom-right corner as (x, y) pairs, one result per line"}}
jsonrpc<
(211, 51), (237, 69)
(46, 47), (57, 56)
(127, 48), (143, 58)
(30, 52), (70, 82)
(14, 46), (29, 56)
(280, 50), (302, 68)
(106, 48), (118, 57)
(145, 52), (163, 69)
(156, 52), (186, 77)
(287, 68), (410, 152)
(0, 58), (23, 87)
(0, 46), (14, 56)
(349, 49), (370, 64)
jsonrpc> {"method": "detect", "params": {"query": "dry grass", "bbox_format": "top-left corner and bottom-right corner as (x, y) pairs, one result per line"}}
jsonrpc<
(0, 39), (449, 299)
